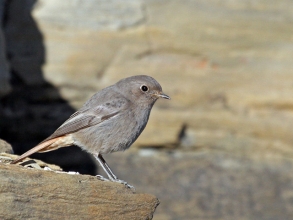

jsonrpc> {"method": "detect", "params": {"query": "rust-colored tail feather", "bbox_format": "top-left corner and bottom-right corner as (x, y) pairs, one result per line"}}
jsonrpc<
(11, 137), (61, 164)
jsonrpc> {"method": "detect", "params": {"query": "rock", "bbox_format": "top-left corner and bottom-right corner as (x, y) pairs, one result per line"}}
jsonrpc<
(105, 149), (293, 220)
(0, 152), (63, 171)
(0, 159), (159, 220)
(2, 0), (293, 149)
(0, 139), (13, 154)
(33, 0), (144, 30)
(29, 0), (293, 150)
(31, 0), (147, 107)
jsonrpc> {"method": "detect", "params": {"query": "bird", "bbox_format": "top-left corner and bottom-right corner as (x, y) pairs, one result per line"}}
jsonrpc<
(11, 75), (170, 188)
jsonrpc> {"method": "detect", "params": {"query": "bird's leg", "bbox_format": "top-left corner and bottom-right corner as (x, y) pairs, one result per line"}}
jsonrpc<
(94, 154), (117, 180)
(94, 154), (134, 189)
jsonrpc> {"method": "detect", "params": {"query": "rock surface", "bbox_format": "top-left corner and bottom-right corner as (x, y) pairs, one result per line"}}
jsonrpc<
(0, 158), (159, 220)
(106, 149), (293, 220)
(3, 0), (293, 154)
(29, 0), (293, 152)
(0, 139), (13, 154)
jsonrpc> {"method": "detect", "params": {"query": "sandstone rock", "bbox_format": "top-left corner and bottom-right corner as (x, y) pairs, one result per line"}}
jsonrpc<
(33, 0), (144, 30)
(0, 159), (159, 220)
(105, 149), (293, 220)
(0, 152), (63, 171)
(28, 0), (293, 152)
(31, 0), (148, 107)
(0, 139), (13, 154)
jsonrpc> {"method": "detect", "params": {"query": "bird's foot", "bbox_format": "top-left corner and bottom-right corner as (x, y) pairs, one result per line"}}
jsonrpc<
(96, 175), (135, 190)
(96, 175), (110, 182)
(113, 178), (135, 190)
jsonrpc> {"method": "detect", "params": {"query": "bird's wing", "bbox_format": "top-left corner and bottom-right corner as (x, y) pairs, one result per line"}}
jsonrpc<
(11, 106), (121, 164)
(41, 105), (121, 143)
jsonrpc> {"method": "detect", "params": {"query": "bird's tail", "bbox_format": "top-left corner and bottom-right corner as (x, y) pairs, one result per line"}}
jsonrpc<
(11, 137), (62, 164)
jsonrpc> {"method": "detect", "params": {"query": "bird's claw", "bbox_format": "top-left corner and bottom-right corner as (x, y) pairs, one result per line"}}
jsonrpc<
(96, 175), (135, 190)
(96, 175), (110, 182)
(113, 179), (135, 190)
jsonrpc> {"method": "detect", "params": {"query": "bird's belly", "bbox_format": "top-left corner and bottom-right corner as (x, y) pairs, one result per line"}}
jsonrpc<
(72, 112), (147, 155)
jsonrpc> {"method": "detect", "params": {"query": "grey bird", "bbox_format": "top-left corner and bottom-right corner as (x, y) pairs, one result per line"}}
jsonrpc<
(11, 75), (170, 188)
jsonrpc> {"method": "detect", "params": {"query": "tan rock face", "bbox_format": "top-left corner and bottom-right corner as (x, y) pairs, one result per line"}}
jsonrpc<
(30, 0), (293, 154)
(0, 139), (13, 154)
(106, 150), (293, 220)
(0, 161), (159, 220)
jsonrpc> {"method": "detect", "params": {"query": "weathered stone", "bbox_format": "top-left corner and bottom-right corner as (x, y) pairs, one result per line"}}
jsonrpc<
(30, 0), (147, 106)
(33, 0), (144, 30)
(27, 0), (293, 151)
(0, 152), (63, 171)
(0, 139), (13, 154)
(106, 150), (293, 220)
(0, 160), (159, 220)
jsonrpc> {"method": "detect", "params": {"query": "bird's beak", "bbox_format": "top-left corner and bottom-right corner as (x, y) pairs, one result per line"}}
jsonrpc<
(158, 92), (171, 100)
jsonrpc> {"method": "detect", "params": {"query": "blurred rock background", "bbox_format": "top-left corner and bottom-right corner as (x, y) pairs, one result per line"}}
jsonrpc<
(1, 0), (293, 219)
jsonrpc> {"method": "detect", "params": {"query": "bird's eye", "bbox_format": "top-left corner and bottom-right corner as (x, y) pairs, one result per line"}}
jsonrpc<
(140, 85), (149, 92)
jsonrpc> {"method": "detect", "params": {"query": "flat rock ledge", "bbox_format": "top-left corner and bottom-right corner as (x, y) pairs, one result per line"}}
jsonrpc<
(0, 154), (159, 220)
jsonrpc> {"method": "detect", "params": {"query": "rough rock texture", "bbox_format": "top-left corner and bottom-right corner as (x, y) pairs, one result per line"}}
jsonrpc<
(30, 0), (293, 152)
(0, 160), (159, 220)
(3, 0), (293, 152)
(0, 139), (13, 154)
(106, 149), (293, 220)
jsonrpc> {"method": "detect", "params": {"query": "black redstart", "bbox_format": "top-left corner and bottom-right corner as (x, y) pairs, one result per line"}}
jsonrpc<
(11, 75), (170, 188)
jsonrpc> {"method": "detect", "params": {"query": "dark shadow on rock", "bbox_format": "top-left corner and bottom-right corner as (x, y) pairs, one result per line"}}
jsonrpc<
(0, 0), (96, 175)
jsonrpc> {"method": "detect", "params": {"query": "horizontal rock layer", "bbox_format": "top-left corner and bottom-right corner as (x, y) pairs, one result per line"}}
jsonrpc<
(0, 160), (159, 220)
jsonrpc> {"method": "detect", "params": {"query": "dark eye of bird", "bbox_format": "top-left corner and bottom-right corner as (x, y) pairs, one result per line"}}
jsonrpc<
(141, 85), (149, 92)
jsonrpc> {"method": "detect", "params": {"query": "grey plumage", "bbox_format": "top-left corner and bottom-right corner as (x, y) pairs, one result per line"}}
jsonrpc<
(11, 75), (170, 188)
